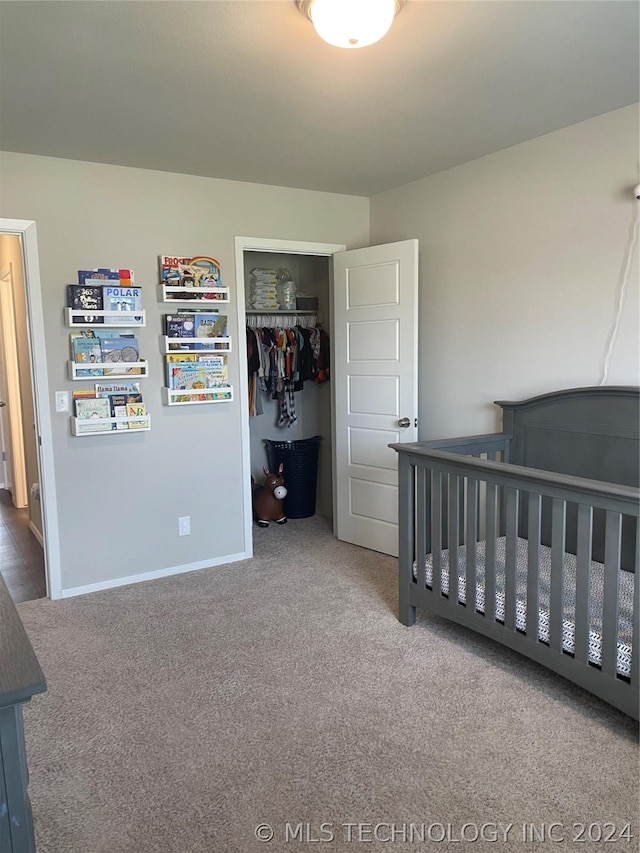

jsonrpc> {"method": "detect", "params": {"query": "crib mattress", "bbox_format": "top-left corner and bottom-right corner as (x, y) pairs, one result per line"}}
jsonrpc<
(415, 537), (634, 677)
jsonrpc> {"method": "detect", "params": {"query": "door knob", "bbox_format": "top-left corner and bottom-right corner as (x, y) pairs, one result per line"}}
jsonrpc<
(0, 401), (6, 408)
(397, 417), (411, 428)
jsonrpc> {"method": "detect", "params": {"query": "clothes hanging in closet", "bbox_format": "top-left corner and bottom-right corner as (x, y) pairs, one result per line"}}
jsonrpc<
(246, 325), (330, 425)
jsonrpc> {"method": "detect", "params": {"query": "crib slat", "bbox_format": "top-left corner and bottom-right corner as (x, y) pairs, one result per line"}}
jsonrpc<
(485, 482), (498, 622)
(631, 518), (639, 691)
(448, 475), (460, 604)
(549, 499), (566, 652)
(601, 511), (622, 677)
(416, 467), (427, 590)
(574, 504), (593, 665)
(432, 471), (443, 597)
(527, 494), (541, 641)
(504, 488), (519, 631)
(466, 478), (478, 613)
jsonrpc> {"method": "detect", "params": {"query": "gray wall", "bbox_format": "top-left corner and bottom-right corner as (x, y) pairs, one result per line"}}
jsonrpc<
(0, 152), (369, 591)
(370, 104), (640, 440)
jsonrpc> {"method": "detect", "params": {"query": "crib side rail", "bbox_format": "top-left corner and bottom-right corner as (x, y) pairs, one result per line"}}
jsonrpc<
(392, 444), (640, 718)
(416, 432), (512, 461)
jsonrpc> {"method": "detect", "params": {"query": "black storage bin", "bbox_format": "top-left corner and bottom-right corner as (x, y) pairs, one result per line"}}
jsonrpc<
(264, 435), (321, 519)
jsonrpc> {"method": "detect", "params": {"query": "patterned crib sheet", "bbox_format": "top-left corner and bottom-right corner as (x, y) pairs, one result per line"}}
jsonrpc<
(415, 537), (634, 677)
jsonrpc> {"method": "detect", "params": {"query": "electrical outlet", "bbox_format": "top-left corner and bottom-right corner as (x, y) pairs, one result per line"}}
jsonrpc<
(178, 516), (191, 536)
(55, 391), (69, 413)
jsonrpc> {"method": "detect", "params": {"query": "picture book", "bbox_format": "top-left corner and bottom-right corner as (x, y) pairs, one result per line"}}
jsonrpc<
(126, 401), (147, 429)
(72, 389), (97, 404)
(169, 358), (229, 390)
(107, 392), (143, 430)
(165, 353), (196, 384)
(78, 268), (134, 285)
(67, 285), (104, 324)
(102, 286), (143, 324)
(71, 336), (103, 376)
(170, 364), (208, 390)
(101, 336), (141, 376)
(107, 393), (129, 431)
(160, 256), (191, 284)
(77, 329), (135, 343)
(95, 381), (141, 397)
(194, 313), (228, 343)
(75, 397), (111, 433)
(199, 356), (228, 387)
(165, 314), (196, 348)
(160, 255), (223, 300)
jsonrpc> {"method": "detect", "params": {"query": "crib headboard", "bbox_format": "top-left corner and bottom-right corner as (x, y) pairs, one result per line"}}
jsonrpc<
(496, 386), (639, 570)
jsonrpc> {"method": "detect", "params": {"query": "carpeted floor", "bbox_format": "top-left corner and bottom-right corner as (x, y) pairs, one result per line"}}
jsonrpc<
(17, 516), (639, 852)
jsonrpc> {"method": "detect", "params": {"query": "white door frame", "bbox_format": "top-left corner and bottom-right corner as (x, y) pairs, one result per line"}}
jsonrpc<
(0, 263), (28, 507)
(0, 219), (62, 599)
(234, 236), (345, 557)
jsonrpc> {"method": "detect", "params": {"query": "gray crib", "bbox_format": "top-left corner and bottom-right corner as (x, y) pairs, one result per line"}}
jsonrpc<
(391, 387), (639, 719)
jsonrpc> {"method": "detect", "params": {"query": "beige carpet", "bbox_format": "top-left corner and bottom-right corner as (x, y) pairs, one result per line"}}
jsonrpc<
(17, 516), (639, 853)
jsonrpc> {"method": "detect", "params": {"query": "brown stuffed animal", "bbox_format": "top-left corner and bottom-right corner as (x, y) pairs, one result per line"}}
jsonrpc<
(252, 465), (287, 528)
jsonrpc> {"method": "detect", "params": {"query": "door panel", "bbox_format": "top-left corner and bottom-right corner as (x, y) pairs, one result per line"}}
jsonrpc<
(333, 239), (418, 556)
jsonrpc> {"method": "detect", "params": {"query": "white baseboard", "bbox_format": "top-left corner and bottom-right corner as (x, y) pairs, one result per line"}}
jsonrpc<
(29, 520), (44, 547)
(60, 551), (249, 598)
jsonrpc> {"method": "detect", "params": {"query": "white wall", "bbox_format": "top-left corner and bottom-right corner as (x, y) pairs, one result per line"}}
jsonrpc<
(0, 152), (369, 592)
(370, 105), (640, 439)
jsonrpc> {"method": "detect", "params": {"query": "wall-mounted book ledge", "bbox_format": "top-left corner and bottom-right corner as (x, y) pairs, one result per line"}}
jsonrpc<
(161, 284), (230, 303)
(71, 414), (151, 436)
(161, 336), (232, 354)
(65, 308), (146, 328)
(67, 361), (149, 381)
(161, 387), (234, 406)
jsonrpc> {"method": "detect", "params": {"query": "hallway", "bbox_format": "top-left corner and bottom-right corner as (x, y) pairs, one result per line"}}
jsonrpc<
(0, 488), (46, 602)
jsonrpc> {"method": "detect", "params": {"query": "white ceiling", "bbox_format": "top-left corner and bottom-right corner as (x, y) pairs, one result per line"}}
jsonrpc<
(0, 1), (637, 197)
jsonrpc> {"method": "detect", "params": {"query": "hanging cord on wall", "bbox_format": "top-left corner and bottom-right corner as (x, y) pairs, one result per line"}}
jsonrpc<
(599, 195), (639, 385)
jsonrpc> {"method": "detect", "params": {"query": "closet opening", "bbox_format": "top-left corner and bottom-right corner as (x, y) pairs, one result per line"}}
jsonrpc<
(235, 237), (346, 554)
(244, 249), (331, 521)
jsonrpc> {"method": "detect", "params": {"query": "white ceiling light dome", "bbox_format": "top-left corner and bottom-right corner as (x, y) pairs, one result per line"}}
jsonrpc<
(297, 0), (406, 49)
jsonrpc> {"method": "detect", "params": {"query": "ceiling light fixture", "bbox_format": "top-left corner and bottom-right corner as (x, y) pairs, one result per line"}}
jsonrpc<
(296, 0), (406, 49)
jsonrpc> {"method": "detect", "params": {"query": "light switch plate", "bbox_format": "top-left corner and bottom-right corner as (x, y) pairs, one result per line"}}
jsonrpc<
(55, 391), (69, 413)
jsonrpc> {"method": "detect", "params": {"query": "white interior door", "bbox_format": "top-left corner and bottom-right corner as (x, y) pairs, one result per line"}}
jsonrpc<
(332, 239), (418, 556)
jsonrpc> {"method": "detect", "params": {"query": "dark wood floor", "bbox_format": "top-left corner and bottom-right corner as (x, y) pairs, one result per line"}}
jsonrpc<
(0, 489), (46, 603)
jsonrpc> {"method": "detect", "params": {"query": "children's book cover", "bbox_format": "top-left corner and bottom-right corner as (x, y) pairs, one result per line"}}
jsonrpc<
(101, 337), (141, 375)
(126, 401), (147, 429)
(102, 286), (143, 323)
(194, 313), (228, 341)
(170, 364), (208, 390)
(67, 285), (104, 324)
(75, 397), (111, 433)
(95, 382), (141, 397)
(71, 336), (103, 376)
(160, 255), (223, 300)
(78, 268), (134, 285)
(166, 315), (196, 348)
